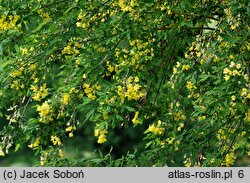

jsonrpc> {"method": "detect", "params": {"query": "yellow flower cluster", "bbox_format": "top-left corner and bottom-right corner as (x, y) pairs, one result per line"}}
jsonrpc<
(10, 80), (24, 90)
(182, 64), (191, 71)
(129, 39), (153, 67)
(92, 44), (106, 53)
(241, 88), (250, 99)
(28, 138), (40, 149)
(183, 157), (192, 167)
(40, 152), (48, 166)
(148, 120), (165, 135)
(62, 93), (70, 104)
(217, 129), (228, 141)
(157, 2), (172, 15)
(76, 9), (110, 30)
(51, 136), (62, 146)
(83, 83), (101, 100)
(177, 123), (185, 131)
(186, 81), (196, 91)
(187, 41), (202, 58)
(117, 76), (144, 102)
(174, 111), (187, 121)
(36, 101), (53, 122)
(31, 83), (48, 101)
(173, 61), (181, 74)
(105, 61), (119, 76)
(132, 111), (142, 125)
(115, 39), (153, 70)
(224, 8), (239, 30)
(37, 9), (51, 22)
(94, 128), (107, 144)
(11, 70), (22, 78)
(223, 60), (244, 81)
(117, 0), (136, 12)
(20, 47), (28, 55)
(166, 137), (175, 145)
(76, 10), (89, 29)
(245, 109), (250, 122)
(0, 14), (20, 32)
(61, 39), (81, 55)
(222, 152), (236, 166)
(65, 125), (76, 137)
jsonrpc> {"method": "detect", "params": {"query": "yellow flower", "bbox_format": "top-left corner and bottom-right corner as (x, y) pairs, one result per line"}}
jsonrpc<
(58, 149), (64, 158)
(148, 120), (164, 135)
(28, 138), (40, 149)
(231, 24), (237, 30)
(166, 137), (175, 145)
(179, 123), (184, 128)
(183, 157), (192, 167)
(186, 81), (196, 91)
(236, 64), (241, 69)
(174, 111), (187, 121)
(176, 62), (181, 68)
(51, 136), (62, 146)
(97, 134), (107, 144)
(10, 80), (24, 90)
(65, 126), (73, 132)
(107, 65), (114, 72)
(173, 67), (178, 74)
(229, 55), (234, 59)
(229, 61), (235, 68)
(182, 64), (190, 71)
(36, 101), (53, 122)
(222, 152), (236, 166)
(76, 22), (82, 27)
(61, 45), (73, 55)
(231, 95), (236, 101)
(243, 74), (249, 81)
(83, 83), (100, 100)
(37, 101), (52, 117)
(241, 88), (248, 97)
(11, 70), (22, 78)
(0, 148), (5, 156)
(232, 70), (239, 76)
(132, 111), (142, 125)
(20, 47), (28, 55)
(198, 115), (206, 121)
(94, 84), (101, 91)
(62, 93), (70, 104)
(97, 129), (107, 144)
(134, 76), (139, 82)
(245, 109), (250, 122)
(77, 11), (84, 20)
(31, 83), (48, 101)
(127, 77), (133, 83)
(103, 113), (109, 120)
(94, 129), (99, 137)
(223, 68), (231, 74)
(87, 93), (96, 100)
(196, 51), (201, 57)
(224, 75), (230, 81)
(167, 9), (172, 15)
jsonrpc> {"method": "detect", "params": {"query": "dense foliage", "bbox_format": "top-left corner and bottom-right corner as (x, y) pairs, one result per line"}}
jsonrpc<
(0, 0), (249, 166)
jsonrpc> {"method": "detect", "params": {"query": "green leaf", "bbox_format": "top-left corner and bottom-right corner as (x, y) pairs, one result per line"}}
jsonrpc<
(125, 106), (136, 112)
(15, 144), (21, 152)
